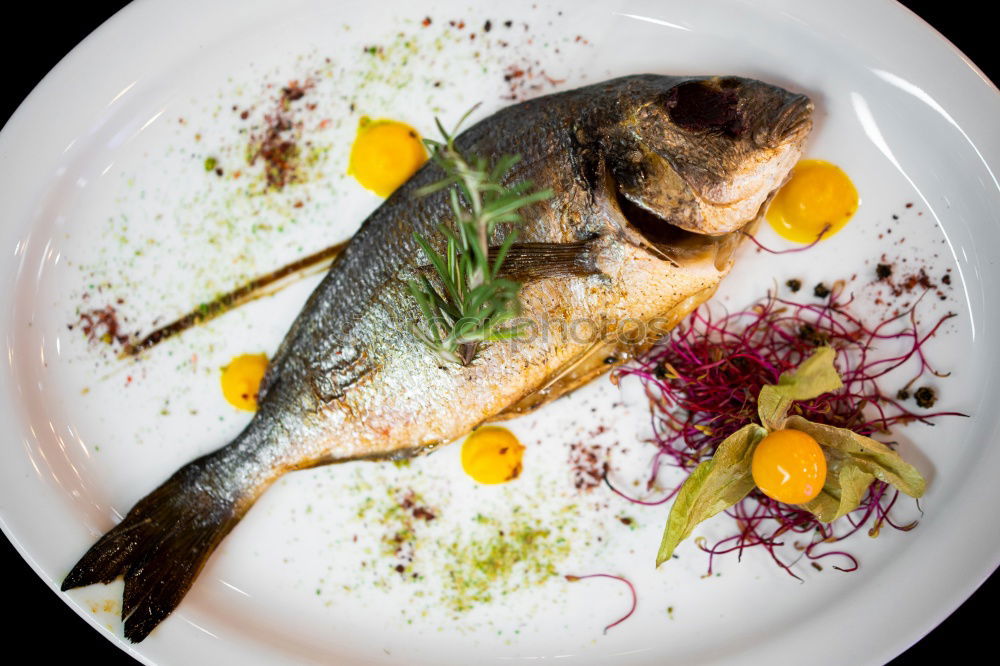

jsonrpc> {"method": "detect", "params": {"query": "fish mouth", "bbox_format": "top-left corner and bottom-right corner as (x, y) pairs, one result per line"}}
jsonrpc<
(766, 94), (813, 148)
(612, 184), (742, 271)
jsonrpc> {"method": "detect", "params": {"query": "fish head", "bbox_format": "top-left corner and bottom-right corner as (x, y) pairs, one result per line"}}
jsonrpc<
(607, 75), (813, 238)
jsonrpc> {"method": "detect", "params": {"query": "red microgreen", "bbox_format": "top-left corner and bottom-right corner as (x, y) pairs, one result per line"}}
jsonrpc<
(564, 573), (638, 633)
(612, 285), (963, 577)
(741, 223), (831, 254)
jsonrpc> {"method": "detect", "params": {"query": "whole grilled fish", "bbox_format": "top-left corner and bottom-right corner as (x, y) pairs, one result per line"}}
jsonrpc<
(63, 74), (812, 640)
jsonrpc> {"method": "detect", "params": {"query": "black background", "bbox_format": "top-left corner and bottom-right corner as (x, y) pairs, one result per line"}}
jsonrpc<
(0, 1), (994, 663)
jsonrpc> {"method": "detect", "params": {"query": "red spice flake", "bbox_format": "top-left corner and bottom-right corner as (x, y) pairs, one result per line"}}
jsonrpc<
(399, 490), (436, 521)
(281, 82), (307, 102)
(246, 79), (315, 191)
(504, 67), (525, 81)
(412, 506), (436, 521)
(873, 255), (950, 302)
(421, 16), (432, 27)
(568, 440), (609, 491)
(891, 267), (936, 297)
(69, 304), (131, 348)
(501, 62), (566, 101)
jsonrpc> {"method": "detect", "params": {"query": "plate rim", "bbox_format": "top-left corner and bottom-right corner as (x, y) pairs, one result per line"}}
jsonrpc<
(2, 0), (999, 664)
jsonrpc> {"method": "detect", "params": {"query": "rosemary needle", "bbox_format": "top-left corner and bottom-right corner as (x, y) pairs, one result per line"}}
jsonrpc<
(407, 107), (553, 365)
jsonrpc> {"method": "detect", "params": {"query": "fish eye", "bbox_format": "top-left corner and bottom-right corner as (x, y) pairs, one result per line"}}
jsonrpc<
(662, 80), (745, 137)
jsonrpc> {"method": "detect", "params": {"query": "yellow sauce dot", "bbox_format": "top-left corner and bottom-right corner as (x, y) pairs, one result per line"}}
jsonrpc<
(220, 353), (268, 411)
(348, 117), (427, 197)
(751, 429), (827, 504)
(766, 159), (858, 243)
(461, 426), (525, 485)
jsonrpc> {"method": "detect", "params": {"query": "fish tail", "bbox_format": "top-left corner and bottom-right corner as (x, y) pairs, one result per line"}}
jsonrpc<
(61, 445), (261, 642)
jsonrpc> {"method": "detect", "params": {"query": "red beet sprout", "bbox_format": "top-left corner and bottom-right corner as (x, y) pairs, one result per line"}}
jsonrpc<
(741, 223), (830, 254)
(565, 573), (637, 633)
(613, 286), (963, 576)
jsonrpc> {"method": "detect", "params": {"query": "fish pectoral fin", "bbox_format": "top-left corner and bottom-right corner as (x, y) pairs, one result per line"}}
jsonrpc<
(494, 239), (602, 281)
(495, 285), (722, 419)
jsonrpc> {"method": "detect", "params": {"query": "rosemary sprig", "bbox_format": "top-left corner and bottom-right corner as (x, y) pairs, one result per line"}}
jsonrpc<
(408, 107), (553, 365)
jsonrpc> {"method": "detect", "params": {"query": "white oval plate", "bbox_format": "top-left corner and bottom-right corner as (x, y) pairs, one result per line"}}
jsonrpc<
(2, 1), (999, 664)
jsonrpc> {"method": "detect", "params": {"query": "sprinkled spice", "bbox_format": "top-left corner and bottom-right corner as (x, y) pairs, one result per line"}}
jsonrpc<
(246, 79), (316, 191)
(900, 269), (934, 293)
(785, 278), (802, 293)
(400, 491), (437, 522)
(372, 488), (438, 578)
(443, 513), (569, 612)
(813, 283), (830, 298)
(69, 304), (132, 348)
(869, 255), (954, 308)
(568, 439), (609, 491)
(352, 478), (576, 616)
(501, 60), (568, 101)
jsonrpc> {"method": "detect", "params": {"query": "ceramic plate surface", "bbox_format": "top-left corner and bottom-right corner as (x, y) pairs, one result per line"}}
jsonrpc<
(2, 1), (999, 664)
